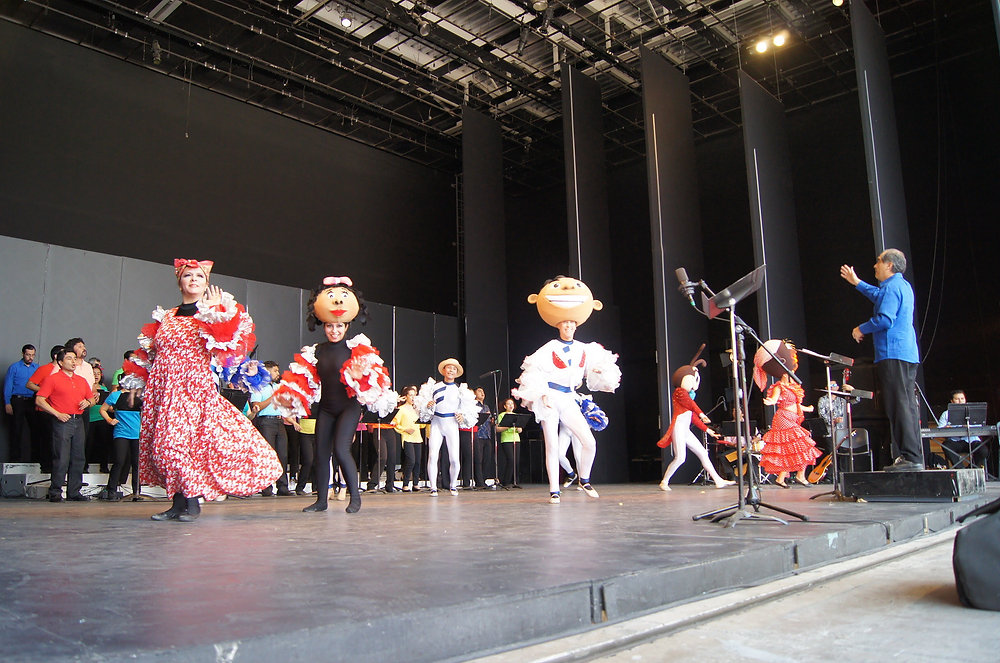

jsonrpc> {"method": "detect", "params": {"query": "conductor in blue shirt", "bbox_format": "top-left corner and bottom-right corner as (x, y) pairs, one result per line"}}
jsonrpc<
(840, 249), (923, 472)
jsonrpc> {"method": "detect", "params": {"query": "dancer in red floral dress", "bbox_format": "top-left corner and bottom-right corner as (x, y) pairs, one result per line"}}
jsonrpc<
(121, 259), (283, 521)
(753, 339), (821, 488)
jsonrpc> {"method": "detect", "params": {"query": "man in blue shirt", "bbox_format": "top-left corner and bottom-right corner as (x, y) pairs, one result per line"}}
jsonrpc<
(4, 344), (39, 463)
(841, 249), (923, 471)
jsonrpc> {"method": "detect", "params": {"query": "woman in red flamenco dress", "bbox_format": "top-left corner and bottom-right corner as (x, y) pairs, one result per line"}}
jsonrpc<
(121, 259), (283, 521)
(753, 339), (821, 488)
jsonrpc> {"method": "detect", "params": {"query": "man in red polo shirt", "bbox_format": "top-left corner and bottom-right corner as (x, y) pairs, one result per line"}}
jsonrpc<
(36, 348), (96, 502)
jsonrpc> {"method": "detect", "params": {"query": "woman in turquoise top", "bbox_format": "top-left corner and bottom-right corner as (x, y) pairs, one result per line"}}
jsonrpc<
(100, 388), (144, 501)
(495, 398), (523, 488)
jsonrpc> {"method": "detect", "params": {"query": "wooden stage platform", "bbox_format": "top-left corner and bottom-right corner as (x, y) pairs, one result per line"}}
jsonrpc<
(0, 482), (994, 662)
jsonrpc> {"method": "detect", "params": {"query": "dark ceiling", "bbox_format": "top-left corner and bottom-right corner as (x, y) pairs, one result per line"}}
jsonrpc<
(1, 0), (992, 193)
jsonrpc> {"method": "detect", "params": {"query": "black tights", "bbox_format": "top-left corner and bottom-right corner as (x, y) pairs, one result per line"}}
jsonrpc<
(107, 437), (140, 495)
(315, 403), (362, 503)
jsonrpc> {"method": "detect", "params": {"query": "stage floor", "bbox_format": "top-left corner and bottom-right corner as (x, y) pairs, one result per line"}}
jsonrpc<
(0, 482), (994, 662)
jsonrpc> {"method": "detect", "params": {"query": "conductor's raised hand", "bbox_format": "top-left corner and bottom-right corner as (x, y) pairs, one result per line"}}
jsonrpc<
(839, 264), (860, 286)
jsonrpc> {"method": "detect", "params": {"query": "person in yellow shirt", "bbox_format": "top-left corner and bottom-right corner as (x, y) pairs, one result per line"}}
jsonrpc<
(392, 385), (423, 492)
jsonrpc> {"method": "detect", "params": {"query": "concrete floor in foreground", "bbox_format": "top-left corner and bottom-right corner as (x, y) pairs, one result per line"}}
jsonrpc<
(477, 529), (1000, 663)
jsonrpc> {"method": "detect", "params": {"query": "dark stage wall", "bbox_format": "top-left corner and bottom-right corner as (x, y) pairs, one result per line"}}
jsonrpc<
(0, 21), (457, 315)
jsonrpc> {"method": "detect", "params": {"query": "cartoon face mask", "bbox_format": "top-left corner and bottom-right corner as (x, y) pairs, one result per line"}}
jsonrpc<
(527, 276), (603, 328)
(752, 339), (798, 391)
(313, 285), (360, 324)
(672, 344), (707, 391)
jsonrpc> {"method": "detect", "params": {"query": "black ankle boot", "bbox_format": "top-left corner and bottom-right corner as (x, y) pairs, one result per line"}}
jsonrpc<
(151, 492), (187, 521)
(303, 499), (328, 512)
(346, 492), (361, 514)
(178, 497), (202, 522)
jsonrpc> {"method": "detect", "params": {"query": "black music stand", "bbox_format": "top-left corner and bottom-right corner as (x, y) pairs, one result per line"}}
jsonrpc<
(946, 403), (989, 469)
(497, 413), (532, 487)
(799, 348), (854, 501)
(690, 266), (807, 527)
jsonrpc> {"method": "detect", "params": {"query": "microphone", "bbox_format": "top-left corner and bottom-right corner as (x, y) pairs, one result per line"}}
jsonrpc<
(675, 267), (697, 307)
(478, 369), (500, 379)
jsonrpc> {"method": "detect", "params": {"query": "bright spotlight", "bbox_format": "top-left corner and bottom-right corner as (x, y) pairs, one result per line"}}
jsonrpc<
(755, 40), (768, 53)
(832, 0), (844, 6)
(772, 32), (786, 47)
(340, 12), (353, 28)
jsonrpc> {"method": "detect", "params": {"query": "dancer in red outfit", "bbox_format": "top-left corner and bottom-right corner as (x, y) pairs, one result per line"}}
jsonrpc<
(122, 259), (283, 521)
(656, 345), (734, 491)
(752, 340), (820, 488)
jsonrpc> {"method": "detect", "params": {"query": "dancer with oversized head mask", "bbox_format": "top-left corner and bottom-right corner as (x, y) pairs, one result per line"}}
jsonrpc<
(273, 276), (395, 513)
(513, 276), (621, 504)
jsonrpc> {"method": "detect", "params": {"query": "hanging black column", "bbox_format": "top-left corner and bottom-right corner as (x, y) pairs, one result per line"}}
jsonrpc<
(851, 0), (914, 261)
(561, 65), (627, 483)
(739, 71), (809, 347)
(640, 46), (710, 435)
(462, 107), (509, 395)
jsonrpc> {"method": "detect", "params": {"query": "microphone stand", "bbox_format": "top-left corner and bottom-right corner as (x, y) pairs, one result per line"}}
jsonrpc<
(685, 267), (808, 527)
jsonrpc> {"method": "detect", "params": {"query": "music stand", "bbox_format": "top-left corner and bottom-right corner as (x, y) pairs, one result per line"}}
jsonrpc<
(497, 413), (532, 487)
(946, 402), (989, 468)
(690, 266), (807, 526)
(798, 348), (854, 501)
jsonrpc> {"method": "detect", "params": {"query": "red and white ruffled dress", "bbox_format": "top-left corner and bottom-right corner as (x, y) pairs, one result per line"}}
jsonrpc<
(126, 294), (283, 500)
(760, 381), (822, 474)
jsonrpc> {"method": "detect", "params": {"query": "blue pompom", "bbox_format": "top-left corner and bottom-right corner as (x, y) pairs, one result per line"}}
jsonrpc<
(579, 395), (609, 431)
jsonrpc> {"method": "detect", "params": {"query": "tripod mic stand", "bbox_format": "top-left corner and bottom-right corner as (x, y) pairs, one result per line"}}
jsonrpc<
(687, 266), (808, 527)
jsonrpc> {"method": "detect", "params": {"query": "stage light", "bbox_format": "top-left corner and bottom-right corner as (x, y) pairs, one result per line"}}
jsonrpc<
(340, 11), (353, 28)
(417, 19), (431, 36)
(152, 39), (162, 65)
(531, 0), (549, 11)
(772, 32), (786, 47)
(755, 39), (768, 53)
(832, 0), (844, 6)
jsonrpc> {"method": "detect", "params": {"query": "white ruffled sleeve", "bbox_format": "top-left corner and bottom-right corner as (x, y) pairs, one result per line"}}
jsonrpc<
(455, 384), (480, 428)
(416, 379), (437, 422)
(512, 344), (553, 421)
(584, 342), (621, 393)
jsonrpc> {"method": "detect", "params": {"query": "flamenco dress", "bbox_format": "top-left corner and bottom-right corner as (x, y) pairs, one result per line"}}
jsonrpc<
(127, 296), (283, 500)
(760, 381), (822, 474)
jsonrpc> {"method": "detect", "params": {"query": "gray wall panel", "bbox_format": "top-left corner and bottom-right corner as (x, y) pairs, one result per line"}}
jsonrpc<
(0, 236), (48, 352)
(245, 280), (302, 363)
(41, 246), (122, 374)
(116, 257), (181, 362)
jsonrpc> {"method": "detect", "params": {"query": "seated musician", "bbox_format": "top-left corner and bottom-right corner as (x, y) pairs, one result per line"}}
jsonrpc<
(937, 390), (989, 472)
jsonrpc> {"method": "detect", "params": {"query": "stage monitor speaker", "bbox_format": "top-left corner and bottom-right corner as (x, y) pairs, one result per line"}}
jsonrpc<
(842, 468), (985, 502)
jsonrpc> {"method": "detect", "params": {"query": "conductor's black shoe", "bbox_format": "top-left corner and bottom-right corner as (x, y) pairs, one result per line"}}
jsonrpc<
(67, 494), (91, 501)
(882, 457), (924, 472)
(48, 495), (63, 503)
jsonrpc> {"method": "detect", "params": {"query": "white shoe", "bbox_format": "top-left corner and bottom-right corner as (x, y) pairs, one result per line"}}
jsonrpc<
(430, 489), (438, 497)
(659, 481), (671, 492)
(562, 472), (577, 488)
(450, 487), (458, 496)
(581, 483), (599, 498)
(549, 492), (561, 504)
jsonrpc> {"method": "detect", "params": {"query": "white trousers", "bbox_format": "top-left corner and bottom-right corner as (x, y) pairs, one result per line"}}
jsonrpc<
(538, 392), (596, 493)
(427, 416), (461, 491)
